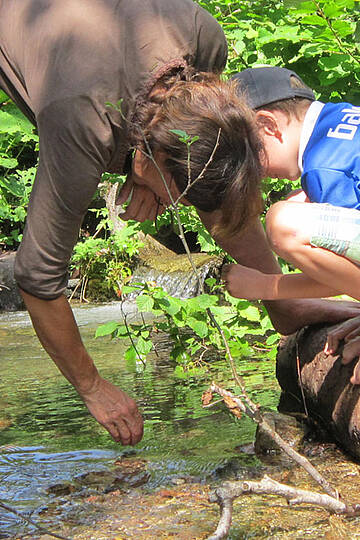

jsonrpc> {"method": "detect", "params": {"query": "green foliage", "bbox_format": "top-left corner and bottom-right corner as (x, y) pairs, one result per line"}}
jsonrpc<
(0, 97), (38, 248)
(197, 0), (360, 101)
(96, 278), (278, 376)
(70, 222), (143, 300)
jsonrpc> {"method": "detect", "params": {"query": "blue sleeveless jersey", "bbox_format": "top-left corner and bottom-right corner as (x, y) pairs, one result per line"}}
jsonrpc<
(301, 102), (360, 209)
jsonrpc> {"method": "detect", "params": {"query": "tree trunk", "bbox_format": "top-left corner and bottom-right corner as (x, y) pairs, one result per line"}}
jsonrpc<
(276, 324), (360, 460)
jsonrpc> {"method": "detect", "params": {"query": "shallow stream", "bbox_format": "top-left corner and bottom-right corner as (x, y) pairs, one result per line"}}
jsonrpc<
(0, 302), (280, 538)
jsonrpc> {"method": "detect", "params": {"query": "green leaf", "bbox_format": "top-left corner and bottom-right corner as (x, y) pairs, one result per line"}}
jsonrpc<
(115, 325), (130, 337)
(283, 0), (308, 7)
(157, 296), (182, 315)
(239, 305), (261, 322)
(187, 317), (208, 338)
(124, 345), (137, 362)
(95, 321), (119, 337)
(136, 336), (153, 355)
(173, 365), (188, 379)
(266, 333), (280, 346)
(136, 294), (154, 312)
(172, 345), (191, 364)
(0, 156), (18, 169)
(121, 284), (142, 294)
(170, 129), (190, 142)
(192, 294), (218, 310)
(301, 14), (328, 25)
(355, 21), (360, 43)
(0, 90), (8, 104)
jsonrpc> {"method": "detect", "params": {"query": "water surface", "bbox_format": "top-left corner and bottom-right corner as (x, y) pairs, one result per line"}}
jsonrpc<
(0, 302), (280, 537)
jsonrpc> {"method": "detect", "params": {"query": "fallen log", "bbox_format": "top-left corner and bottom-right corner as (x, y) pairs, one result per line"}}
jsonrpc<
(276, 323), (360, 460)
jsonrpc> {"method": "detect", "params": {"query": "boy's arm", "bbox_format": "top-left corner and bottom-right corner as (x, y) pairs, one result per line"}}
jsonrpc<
(198, 211), (360, 335)
(222, 263), (342, 300)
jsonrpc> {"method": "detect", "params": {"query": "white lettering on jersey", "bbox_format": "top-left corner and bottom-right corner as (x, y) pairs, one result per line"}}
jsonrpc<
(327, 124), (357, 140)
(327, 107), (360, 140)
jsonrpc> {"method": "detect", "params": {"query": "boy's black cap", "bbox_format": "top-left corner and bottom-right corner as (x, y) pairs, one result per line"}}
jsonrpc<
(232, 66), (315, 109)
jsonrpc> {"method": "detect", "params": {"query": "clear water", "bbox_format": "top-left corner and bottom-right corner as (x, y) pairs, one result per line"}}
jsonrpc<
(0, 302), (280, 536)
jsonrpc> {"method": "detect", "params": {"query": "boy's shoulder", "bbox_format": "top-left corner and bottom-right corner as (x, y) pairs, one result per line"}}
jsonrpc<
(303, 101), (360, 172)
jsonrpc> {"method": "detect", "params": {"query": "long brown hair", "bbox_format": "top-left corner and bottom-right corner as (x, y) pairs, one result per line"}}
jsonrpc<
(132, 71), (264, 238)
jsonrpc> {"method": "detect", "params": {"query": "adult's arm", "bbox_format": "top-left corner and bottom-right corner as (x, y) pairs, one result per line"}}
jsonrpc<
(14, 98), (143, 443)
(198, 211), (360, 335)
(20, 290), (143, 443)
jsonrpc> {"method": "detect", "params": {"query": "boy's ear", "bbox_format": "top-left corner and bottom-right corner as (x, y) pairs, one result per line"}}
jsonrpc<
(255, 110), (282, 140)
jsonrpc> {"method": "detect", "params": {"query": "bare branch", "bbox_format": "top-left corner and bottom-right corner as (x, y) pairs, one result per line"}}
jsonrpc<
(209, 382), (338, 499)
(174, 128), (222, 206)
(206, 476), (360, 540)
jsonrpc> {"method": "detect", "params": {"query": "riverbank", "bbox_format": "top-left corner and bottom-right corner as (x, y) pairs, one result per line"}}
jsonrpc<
(33, 441), (360, 539)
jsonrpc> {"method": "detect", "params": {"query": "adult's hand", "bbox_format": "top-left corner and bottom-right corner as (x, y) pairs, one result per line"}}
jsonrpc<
(325, 315), (360, 355)
(325, 315), (360, 384)
(20, 290), (144, 444)
(80, 376), (143, 444)
(116, 175), (165, 222)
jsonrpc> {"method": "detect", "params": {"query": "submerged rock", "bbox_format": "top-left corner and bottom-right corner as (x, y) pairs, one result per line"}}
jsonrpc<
(276, 323), (360, 460)
(254, 410), (308, 466)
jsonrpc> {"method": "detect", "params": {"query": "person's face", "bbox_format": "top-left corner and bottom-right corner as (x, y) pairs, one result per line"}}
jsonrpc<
(131, 150), (190, 207)
(256, 110), (302, 181)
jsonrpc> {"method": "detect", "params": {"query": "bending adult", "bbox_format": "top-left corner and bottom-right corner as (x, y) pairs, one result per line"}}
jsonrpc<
(1, 0), (359, 446)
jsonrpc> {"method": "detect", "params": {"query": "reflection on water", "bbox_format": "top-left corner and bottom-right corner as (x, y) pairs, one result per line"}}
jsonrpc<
(0, 302), (280, 536)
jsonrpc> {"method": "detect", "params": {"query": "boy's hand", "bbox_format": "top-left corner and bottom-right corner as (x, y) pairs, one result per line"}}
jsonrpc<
(221, 263), (269, 300)
(325, 315), (360, 384)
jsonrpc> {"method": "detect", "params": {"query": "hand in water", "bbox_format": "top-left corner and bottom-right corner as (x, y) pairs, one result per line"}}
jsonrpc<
(80, 376), (144, 444)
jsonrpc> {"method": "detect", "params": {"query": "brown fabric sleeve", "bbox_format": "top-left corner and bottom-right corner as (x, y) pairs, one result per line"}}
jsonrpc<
(14, 96), (114, 299)
(194, 4), (228, 73)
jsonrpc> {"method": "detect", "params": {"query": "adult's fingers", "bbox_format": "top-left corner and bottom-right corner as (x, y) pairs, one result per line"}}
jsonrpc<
(325, 316), (360, 355)
(125, 409), (144, 446)
(350, 358), (360, 385)
(121, 185), (158, 222)
(116, 176), (133, 205)
(81, 378), (144, 446)
(344, 326), (360, 342)
(106, 407), (144, 446)
(342, 336), (360, 365)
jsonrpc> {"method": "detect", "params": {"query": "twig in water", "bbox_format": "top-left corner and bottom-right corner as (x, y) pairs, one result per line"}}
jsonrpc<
(295, 330), (309, 418)
(0, 500), (72, 540)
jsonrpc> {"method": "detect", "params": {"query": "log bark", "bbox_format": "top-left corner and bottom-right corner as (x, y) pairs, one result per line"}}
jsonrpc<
(276, 323), (360, 460)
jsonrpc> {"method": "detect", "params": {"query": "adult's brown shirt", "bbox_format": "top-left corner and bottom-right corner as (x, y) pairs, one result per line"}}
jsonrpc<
(0, 0), (227, 299)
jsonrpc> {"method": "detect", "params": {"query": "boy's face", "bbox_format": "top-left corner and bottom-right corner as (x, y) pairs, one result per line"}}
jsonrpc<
(256, 109), (302, 181)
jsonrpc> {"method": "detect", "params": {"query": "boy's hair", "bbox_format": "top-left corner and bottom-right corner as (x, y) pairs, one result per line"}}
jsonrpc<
(232, 66), (315, 120)
(132, 70), (264, 238)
